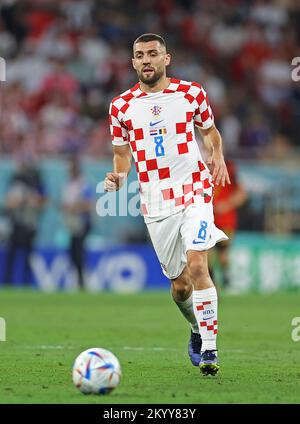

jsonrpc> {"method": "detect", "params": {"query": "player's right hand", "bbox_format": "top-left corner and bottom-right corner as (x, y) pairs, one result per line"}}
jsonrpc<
(104, 172), (126, 192)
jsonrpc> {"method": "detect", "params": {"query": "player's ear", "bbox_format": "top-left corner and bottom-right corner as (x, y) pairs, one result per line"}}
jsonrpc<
(132, 58), (136, 70)
(165, 53), (171, 67)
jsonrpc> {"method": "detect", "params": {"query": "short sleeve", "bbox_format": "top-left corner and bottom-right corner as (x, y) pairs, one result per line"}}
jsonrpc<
(193, 86), (214, 130)
(109, 101), (129, 146)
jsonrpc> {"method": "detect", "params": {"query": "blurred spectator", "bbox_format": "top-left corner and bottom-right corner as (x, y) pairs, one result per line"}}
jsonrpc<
(0, 0), (27, 49)
(0, 18), (17, 57)
(3, 158), (47, 285)
(258, 49), (292, 108)
(219, 101), (242, 157)
(210, 160), (247, 289)
(241, 108), (272, 157)
(61, 155), (93, 289)
(61, 0), (93, 31)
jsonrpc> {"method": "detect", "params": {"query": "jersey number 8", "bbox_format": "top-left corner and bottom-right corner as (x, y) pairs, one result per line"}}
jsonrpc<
(154, 136), (165, 157)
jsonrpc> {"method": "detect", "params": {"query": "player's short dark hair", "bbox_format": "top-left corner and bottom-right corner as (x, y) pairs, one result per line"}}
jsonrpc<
(133, 33), (166, 50)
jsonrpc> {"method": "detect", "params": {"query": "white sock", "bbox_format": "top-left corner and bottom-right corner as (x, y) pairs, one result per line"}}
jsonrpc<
(193, 287), (218, 352)
(173, 292), (199, 334)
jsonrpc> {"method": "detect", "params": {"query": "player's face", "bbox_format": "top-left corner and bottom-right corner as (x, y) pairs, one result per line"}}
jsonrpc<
(132, 40), (171, 85)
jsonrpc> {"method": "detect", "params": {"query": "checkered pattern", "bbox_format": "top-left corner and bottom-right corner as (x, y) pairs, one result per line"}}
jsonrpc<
(134, 155), (170, 183)
(122, 125), (171, 183)
(162, 79), (214, 129)
(161, 181), (202, 208)
(141, 203), (148, 215)
(176, 112), (194, 155)
(200, 319), (218, 335)
(109, 83), (146, 146)
(196, 301), (218, 335)
(161, 160), (212, 209)
(108, 78), (215, 219)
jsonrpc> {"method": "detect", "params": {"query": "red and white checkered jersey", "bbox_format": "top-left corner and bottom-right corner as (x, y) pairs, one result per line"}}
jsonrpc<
(109, 78), (215, 221)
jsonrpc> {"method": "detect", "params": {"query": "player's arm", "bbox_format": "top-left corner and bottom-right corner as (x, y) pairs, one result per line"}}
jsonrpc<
(104, 145), (132, 192)
(197, 124), (230, 187)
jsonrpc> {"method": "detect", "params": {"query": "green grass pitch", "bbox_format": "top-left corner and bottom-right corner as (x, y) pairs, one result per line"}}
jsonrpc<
(0, 289), (300, 404)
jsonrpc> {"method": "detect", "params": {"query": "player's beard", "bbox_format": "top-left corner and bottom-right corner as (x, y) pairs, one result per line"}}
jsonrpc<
(138, 67), (164, 86)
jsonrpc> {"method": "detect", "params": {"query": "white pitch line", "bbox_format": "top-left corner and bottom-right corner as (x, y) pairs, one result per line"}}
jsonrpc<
(122, 347), (245, 353)
(24, 345), (76, 350)
(123, 346), (179, 352)
(23, 345), (245, 353)
(23, 345), (179, 351)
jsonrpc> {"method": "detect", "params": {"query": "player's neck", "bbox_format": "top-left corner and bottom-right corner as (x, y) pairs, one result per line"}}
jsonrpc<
(139, 76), (170, 93)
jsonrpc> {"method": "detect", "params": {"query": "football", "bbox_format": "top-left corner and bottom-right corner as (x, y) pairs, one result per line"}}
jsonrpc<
(72, 348), (121, 395)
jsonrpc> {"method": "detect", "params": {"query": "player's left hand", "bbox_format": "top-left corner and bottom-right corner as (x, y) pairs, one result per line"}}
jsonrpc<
(207, 152), (231, 186)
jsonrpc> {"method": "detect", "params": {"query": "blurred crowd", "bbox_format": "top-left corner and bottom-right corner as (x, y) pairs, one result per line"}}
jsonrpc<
(0, 0), (300, 159)
(0, 155), (94, 286)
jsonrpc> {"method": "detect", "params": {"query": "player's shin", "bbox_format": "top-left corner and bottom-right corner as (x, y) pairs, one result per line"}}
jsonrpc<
(192, 286), (218, 352)
(172, 290), (199, 333)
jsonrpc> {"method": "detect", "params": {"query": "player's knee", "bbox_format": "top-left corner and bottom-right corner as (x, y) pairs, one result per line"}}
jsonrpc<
(171, 278), (190, 299)
(188, 260), (209, 282)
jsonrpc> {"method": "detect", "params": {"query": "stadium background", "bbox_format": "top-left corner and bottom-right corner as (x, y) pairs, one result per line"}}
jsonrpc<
(0, 0), (300, 293)
(1, 0), (300, 406)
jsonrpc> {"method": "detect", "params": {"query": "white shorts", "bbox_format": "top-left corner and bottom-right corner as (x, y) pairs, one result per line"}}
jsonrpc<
(146, 203), (228, 280)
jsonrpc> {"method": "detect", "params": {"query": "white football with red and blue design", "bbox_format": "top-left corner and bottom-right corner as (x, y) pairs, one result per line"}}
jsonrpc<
(72, 348), (121, 395)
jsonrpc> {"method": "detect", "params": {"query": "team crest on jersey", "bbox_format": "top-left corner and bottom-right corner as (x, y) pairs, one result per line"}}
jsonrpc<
(151, 105), (162, 117)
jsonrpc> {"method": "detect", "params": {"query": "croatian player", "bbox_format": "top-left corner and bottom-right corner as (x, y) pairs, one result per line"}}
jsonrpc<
(104, 34), (230, 376)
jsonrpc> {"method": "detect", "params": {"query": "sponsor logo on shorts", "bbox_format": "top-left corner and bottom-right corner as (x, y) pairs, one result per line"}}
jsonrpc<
(192, 239), (206, 244)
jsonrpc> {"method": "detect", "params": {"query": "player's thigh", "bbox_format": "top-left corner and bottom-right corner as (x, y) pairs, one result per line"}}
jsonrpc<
(146, 212), (186, 280)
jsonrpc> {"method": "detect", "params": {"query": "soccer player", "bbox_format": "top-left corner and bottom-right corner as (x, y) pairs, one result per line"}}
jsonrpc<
(104, 33), (230, 376)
